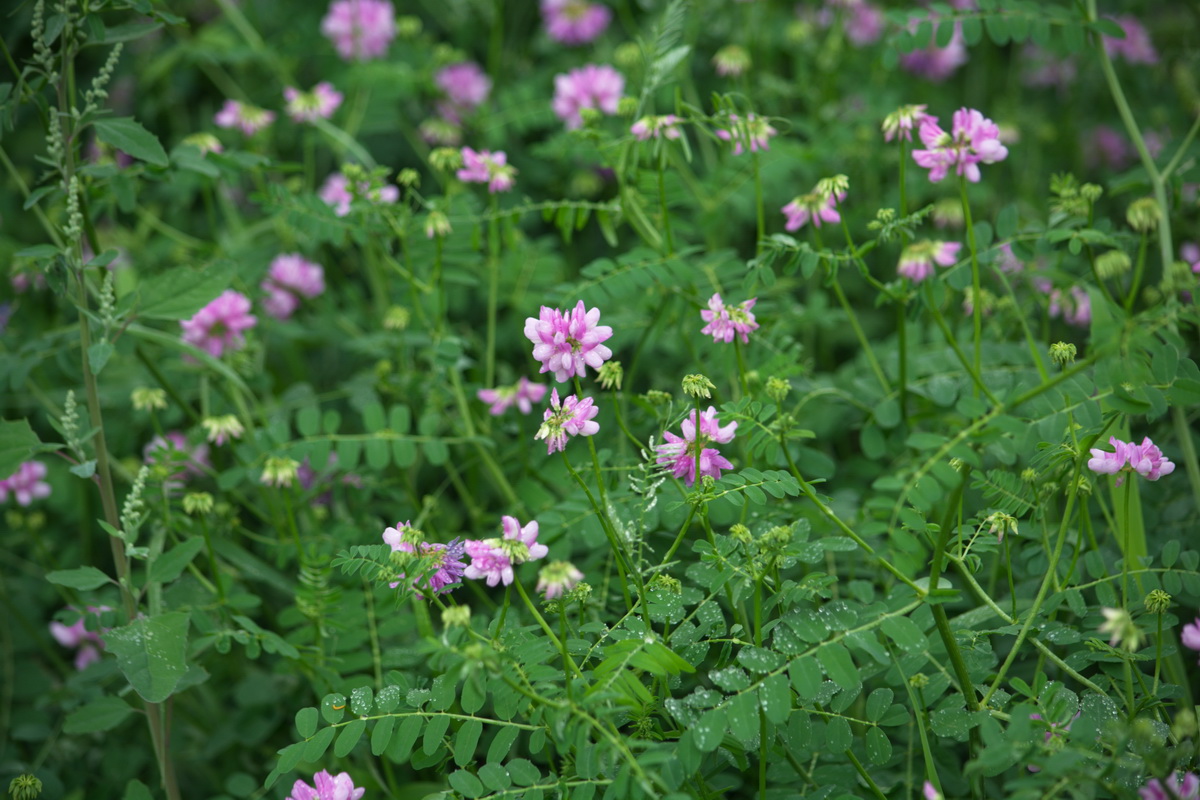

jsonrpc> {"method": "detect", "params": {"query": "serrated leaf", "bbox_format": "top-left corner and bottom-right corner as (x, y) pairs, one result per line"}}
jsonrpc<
(93, 117), (168, 167)
(148, 538), (205, 583)
(47, 566), (112, 590)
(0, 419), (42, 479)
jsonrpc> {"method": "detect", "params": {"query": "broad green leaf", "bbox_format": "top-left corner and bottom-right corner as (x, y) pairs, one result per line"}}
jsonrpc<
(454, 719), (483, 767)
(64, 695), (134, 733)
(92, 117), (168, 166)
(321, 693), (346, 723)
(148, 538), (205, 583)
(302, 726), (336, 762)
(103, 611), (190, 702)
(866, 688), (894, 722)
(88, 341), (114, 375)
(371, 715), (396, 756)
(816, 643), (860, 693)
(137, 260), (235, 320)
(487, 725), (519, 763)
(334, 719), (366, 757)
(508, 758), (540, 786)
(449, 770), (484, 798)
(0, 419), (41, 479)
(881, 616), (927, 653)
(738, 645), (785, 673)
(295, 707), (318, 738)
(866, 727), (892, 764)
(376, 685), (402, 713)
(726, 691), (759, 745)
(760, 673), (792, 725)
(350, 686), (374, 716)
(47, 566), (112, 590)
(386, 715), (423, 763)
(826, 716), (852, 751)
(423, 714), (450, 754)
(693, 706), (726, 752)
(123, 780), (153, 800)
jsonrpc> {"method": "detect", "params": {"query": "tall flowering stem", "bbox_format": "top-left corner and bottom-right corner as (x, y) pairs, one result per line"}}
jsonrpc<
(559, 450), (633, 610)
(959, 176), (983, 398)
(658, 147), (675, 255)
(486, 194), (501, 388)
(753, 151), (765, 257)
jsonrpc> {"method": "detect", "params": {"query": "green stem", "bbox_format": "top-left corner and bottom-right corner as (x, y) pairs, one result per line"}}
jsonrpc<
(447, 370), (524, 511)
(753, 150), (765, 257)
(897, 297), (909, 427)
(658, 148), (675, 256)
(829, 273), (890, 394)
(845, 749), (888, 800)
(1120, 477), (1132, 607)
(959, 176), (983, 397)
(513, 580), (584, 679)
(486, 194), (501, 389)
(922, 282), (999, 405)
(1126, 231), (1149, 312)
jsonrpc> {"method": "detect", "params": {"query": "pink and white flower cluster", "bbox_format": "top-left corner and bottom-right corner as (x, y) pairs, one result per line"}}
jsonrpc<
(320, 0), (395, 61)
(383, 522), (467, 597)
(631, 115), (682, 141)
(656, 407), (738, 486)
(1139, 774), (1200, 800)
(180, 290), (258, 358)
(700, 293), (759, 344)
(535, 388), (599, 454)
(214, 100), (275, 136)
(319, 171), (400, 217)
(457, 147), (517, 193)
(552, 64), (624, 130)
(1103, 15), (1158, 65)
(542, 0), (611, 45)
(283, 83), (343, 123)
(0, 461), (51, 506)
(1183, 616), (1200, 666)
(464, 516), (549, 587)
(435, 62), (492, 122)
(477, 377), (547, 416)
(1088, 436), (1175, 485)
(912, 108), (1008, 183)
(50, 606), (110, 671)
(781, 189), (844, 231)
(261, 254), (326, 320)
(287, 769), (365, 800)
(715, 113), (776, 155)
(897, 240), (961, 283)
(524, 300), (614, 382)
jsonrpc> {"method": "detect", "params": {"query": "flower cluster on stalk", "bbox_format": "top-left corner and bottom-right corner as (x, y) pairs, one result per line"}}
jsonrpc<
(700, 293), (759, 344)
(1087, 436), (1175, 484)
(655, 407), (738, 486)
(912, 108), (1009, 183)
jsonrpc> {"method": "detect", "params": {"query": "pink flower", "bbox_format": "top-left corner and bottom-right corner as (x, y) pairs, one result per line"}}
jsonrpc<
(0, 461), (51, 506)
(180, 290), (257, 358)
(1182, 616), (1200, 662)
(456, 147), (517, 193)
(700, 293), (759, 344)
(537, 561), (584, 599)
(144, 431), (211, 485)
(435, 62), (492, 113)
(1088, 436), (1175, 485)
(382, 522), (467, 597)
(283, 82), (343, 123)
(655, 407), (737, 486)
(1021, 45), (1077, 91)
(782, 190), (843, 231)
(912, 108), (1008, 183)
(881, 104), (931, 143)
(1104, 15), (1158, 65)
(213, 100), (275, 136)
(996, 242), (1023, 274)
(1181, 242), (1200, 274)
(260, 254), (325, 320)
(1085, 125), (1134, 171)
(320, 0), (395, 61)
(1027, 711), (1080, 772)
(477, 377), (547, 415)
(816, 0), (884, 46)
(1140, 774), (1200, 800)
(631, 114), (682, 141)
(542, 0), (611, 45)
(318, 172), (400, 217)
(552, 64), (624, 130)
(897, 240), (961, 283)
(535, 388), (599, 454)
(1046, 285), (1090, 327)
(464, 516), (547, 587)
(50, 606), (110, 671)
(524, 300), (614, 382)
(715, 113), (777, 155)
(899, 19), (968, 81)
(287, 770), (366, 800)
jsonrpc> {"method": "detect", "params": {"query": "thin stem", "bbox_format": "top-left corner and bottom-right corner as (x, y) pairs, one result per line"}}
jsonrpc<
(959, 176), (982, 397)
(1126, 231), (1149, 312)
(486, 194), (501, 389)
(513, 580), (584, 679)
(658, 147), (675, 255)
(753, 151), (765, 257)
(1120, 477), (1132, 607)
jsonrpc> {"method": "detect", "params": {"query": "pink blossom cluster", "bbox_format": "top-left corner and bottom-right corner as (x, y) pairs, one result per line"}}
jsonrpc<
(383, 522), (467, 597)
(50, 606), (110, 671)
(912, 108), (1009, 183)
(1103, 15), (1158, 65)
(1040, 282), (1090, 327)
(715, 113), (777, 155)
(781, 189), (844, 231)
(631, 115), (682, 141)
(144, 431), (211, 490)
(464, 516), (548, 587)
(0, 461), (51, 506)
(261, 254), (326, 320)
(1088, 436), (1175, 484)
(214, 100), (275, 136)
(1140, 774), (1200, 800)
(881, 104), (931, 143)
(435, 62), (492, 122)
(320, 0), (395, 61)
(700, 293), (759, 344)
(899, 18), (968, 81)
(812, 0), (884, 46)
(1183, 616), (1200, 665)
(552, 64), (624, 130)
(897, 240), (961, 283)
(180, 290), (258, 358)
(537, 561), (585, 599)
(283, 83), (343, 123)
(287, 770), (366, 800)
(319, 171), (400, 217)
(541, 0), (611, 45)
(457, 147), (517, 193)
(524, 300), (614, 382)
(478, 377), (547, 415)
(535, 388), (600, 454)
(656, 407), (738, 486)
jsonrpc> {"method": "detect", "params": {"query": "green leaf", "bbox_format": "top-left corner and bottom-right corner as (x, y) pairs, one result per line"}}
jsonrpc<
(334, 719), (366, 757)
(88, 341), (114, 374)
(880, 616), (927, 652)
(454, 719), (483, 767)
(371, 715), (396, 756)
(296, 406), (321, 437)
(866, 688), (894, 722)
(866, 727), (892, 764)
(302, 726), (336, 762)
(816, 643), (860, 693)
(362, 403), (386, 433)
(148, 538), (205, 583)
(423, 714), (450, 754)
(64, 695), (135, 733)
(386, 715), (423, 763)
(350, 686), (374, 716)
(826, 716), (852, 751)
(449, 770), (484, 798)
(0, 419), (42, 479)
(487, 725), (519, 763)
(92, 117), (168, 167)
(760, 673), (792, 725)
(739, 645), (785, 673)
(726, 691), (759, 745)
(321, 693), (346, 724)
(295, 707), (318, 738)
(47, 566), (112, 590)
(693, 707), (726, 752)
(104, 611), (191, 702)
(137, 260), (235, 320)
(960, 15), (982, 45)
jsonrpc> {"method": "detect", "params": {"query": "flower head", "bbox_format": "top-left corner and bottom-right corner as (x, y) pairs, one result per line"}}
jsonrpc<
(456, 147), (517, 193)
(552, 64), (624, 130)
(261, 456), (301, 488)
(1182, 615), (1200, 664)
(213, 100), (275, 136)
(1099, 607), (1142, 651)
(542, 0), (611, 45)
(144, 432), (210, 486)
(524, 300), (614, 382)
(700, 293), (759, 344)
(464, 516), (546, 587)
(882, 104), (932, 143)
(261, 253), (326, 320)
(286, 769), (366, 800)
(435, 62), (492, 113)
(1044, 284), (1091, 328)
(319, 171), (400, 217)
(912, 108), (1008, 183)
(1088, 436), (1175, 487)
(383, 523), (467, 597)
(283, 82), (344, 123)
(478, 377), (547, 416)
(50, 606), (110, 671)
(899, 18), (968, 81)
(897, 240), (961, 283)
(1103, 15), (1158, 65)
(132, 387), (168, 412)
(655, 407), (738, 486)
(631, 114), (682, 141)
(715, 113), (776, 155)
(201, 414), (245, 446)
(781, 188), (844, 231)
(712, 44), (752, 77)
(0, 461), (51, 507)
(535, 388), (599, 454)
(321, 0), (395, 61)
(180, 290), (257, 358)
(537, 561), (584, 599)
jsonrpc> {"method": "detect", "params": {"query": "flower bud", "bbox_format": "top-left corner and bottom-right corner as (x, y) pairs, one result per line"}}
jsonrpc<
(682, 374), (716, 399)
(260, 456), (300, 488)
(578, 107), (603, 127)
(598, 361), (623, 391)
(1095, 250), (1131, 280)
(617, 96), (639, 118)
(384, 306), (411, 331)
(642, 389), (671, 406)
(395, 15), (423, 38)
(397, 168), (420, 188)
(614, 42), (643, 71)
(424, 211), (451, 239)
(1049, 341), (1077, 367)
(766, 376), (790, 404)
(1126, 197), (1160, 232)
(442, 605), (471, 628)
(429, 147), (463, 173)
(1144, 589), (1171, 614)
(183, 492), (215, 516)
(8, 774), (43, 800)
(712, 45), (751, 77)
(132, 387), (168, 412)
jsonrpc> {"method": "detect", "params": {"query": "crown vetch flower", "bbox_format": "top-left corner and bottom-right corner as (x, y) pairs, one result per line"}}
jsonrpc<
(1140, 774), (1200, 800)
(286, 769), (366, 800)
(700, 293), (759, 344)
(537, 561), (584, 599)
(261, 254), (326, 320)
(456, 147), (517, 193)
(898, 240), (961, 283)
(1088, 436), (1175, 485)
(383, 522), (467, 597)
(144, 432), (211, 482)
(49, 606), (110, 671)
(542, 0), (611, 45)
(0, 461), (51, 507)
(180, 290), (257, 358)
(435, 62), (492, 112)
(1103, 15), (1158, 65)
(478, 377), (547, 416)
(213, 100), (275, 136)
(1182, 615), (1200, 663)
(655, 407), (738, 486)
(535, 389), (599, 454)
(631, 114), (682, 141)
(715, 113), (776, 155)
(319, 172), (400, 217)
(782, 189), (845, 231)
(882, 104), (932, 142)
(321, 0), (395, 61)
(283, 82), (343, 123)
(552, 64), (624, 130)
(464, 516), (546, 587)
(201, 415), (245, 447)
(525, 300), (614, 382)
(913, 108), (1008, 183)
